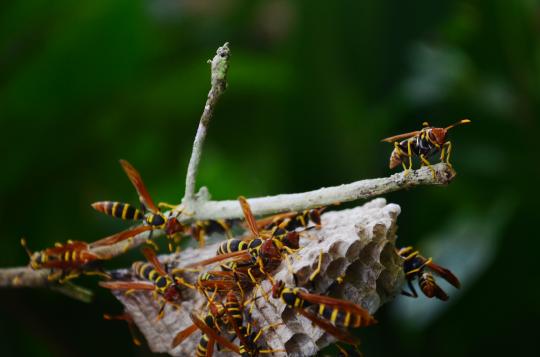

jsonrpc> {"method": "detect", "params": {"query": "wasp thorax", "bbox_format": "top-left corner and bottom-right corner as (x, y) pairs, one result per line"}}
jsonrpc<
(146, 213), (166, 227)
(163, 285), (182, 302)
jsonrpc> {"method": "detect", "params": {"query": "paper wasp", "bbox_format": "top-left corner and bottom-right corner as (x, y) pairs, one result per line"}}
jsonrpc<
(100, 247), (194, 318)
(191, 197), (296, 286)
(381, 119), (471, 177)
(398, 246), (460, 300)
(20, 226), (151, 282)
(223, 291), (284, 357)
(256, 207), (325, 233)
(92, 160), (184, 251)
(271, 280), (376, 345)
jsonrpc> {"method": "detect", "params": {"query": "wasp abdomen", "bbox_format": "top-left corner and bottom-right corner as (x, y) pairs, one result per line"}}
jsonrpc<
(92, 201), (143, 220)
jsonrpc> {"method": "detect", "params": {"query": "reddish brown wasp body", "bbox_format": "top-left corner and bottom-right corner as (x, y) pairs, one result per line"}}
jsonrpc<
(20, 227), (150, 282)
(92, 160), (186, 251)
(100, 247), (193, 317)
(398, 246), (460, 301)
(382, 119), (471, 176)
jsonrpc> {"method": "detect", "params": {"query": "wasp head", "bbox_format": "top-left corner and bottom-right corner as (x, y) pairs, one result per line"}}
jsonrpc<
(20, 238), (46, 270)
(431, 118), (471, 146)
(163, 284), (182, 302)
(281, 232), (300, 250)
(259, 239), (280, 258)
(430, 127), (448, 145)
(165, 216), (185, 236)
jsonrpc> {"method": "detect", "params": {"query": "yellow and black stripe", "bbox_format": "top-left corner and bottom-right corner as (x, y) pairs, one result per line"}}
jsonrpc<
(195, 314), (219, 357)
(93, 201), (144, 221)
(316, 304), (364, 328)
(133, 262), (172, 293)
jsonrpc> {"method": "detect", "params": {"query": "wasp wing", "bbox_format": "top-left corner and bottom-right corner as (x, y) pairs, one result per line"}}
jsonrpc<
(99, 281), (155, 291)
(296, 308), (359, 345)
(171, 323), (198, 348)
(141, 247), (168, 277)
(190, 312), (241, 355)
(381, 130), (420, 143)
(426, 261), (461, 288)
(119, 159), (159, 214)
(238, 196), (260, 237)
(296, 291), (377, 326)
(90, 226), (153, 248)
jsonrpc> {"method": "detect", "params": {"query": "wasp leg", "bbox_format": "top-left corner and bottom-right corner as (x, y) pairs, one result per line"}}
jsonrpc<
(157, 300), (166, 320)
(47, 269), (63, 282)
(158, 202), (179, 210)
(401, 279), (418, 298)
(443, 141), (452, 167)
(84, 270), (111, 280)
(58, 271), (80, 284)
(407, 139), (413, 173)
(420, 154), (435, 178)
(309, 250), (323, 288)
(394, 142), (410, 176)
(145, 229), (160, 252)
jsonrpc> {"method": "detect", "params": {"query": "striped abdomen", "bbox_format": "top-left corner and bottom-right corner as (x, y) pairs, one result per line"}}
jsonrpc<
(35, 241), (99, 270)
(419, 272), (448, 300)
(225, 292), (244, 327)
(195, 333), (211, 357)
(196, 314), (219, 357)
(217, 238), (262, 255)
(133, 262), (172, 293)
(279, 287), (312, 309)
(92, 201), (143, 221)
(315, 304), (370, 328)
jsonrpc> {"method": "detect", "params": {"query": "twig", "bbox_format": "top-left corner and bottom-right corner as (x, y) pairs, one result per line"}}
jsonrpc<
(0, 266), (93, 302)
(184, 42), (231, 201)
(181, 162), (455, 220)
(0, 164), (454, 291)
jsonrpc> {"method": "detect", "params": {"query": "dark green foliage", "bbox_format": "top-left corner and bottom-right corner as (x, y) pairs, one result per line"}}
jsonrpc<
(0, 1), (538, 356)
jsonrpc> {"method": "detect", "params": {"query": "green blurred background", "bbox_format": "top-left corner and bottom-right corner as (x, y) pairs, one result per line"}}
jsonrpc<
(1, 0), (539, 356)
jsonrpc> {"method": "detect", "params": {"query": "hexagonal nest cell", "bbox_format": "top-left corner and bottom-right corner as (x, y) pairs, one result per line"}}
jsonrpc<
(110, 198), (404, 356)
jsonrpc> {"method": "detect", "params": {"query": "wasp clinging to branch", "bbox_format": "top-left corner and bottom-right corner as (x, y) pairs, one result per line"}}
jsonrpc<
(382, 119), (471, 177)
(92, 160), (185, 251)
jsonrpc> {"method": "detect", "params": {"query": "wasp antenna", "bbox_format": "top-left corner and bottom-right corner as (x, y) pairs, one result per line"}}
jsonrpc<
(20, 237), (33, 257)
(445, 119), (471, 131)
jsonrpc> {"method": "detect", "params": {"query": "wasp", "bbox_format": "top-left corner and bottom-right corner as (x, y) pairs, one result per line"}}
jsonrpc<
(187, 197), (301, 304)
(271, 280), (377, 345)
(398, 246), (460, 301)
(20, 226), (150, 282)
(222, 291), (284, 357)
(382, 119), (471, 177)
(190, 311), (242, 356)
(100, 247), (194, 318)
(255, 207), (325, 233)
(92, 160), (185, 251)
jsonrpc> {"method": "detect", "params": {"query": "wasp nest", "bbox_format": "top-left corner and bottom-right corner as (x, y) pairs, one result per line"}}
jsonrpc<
(111, 197), (404, 356)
